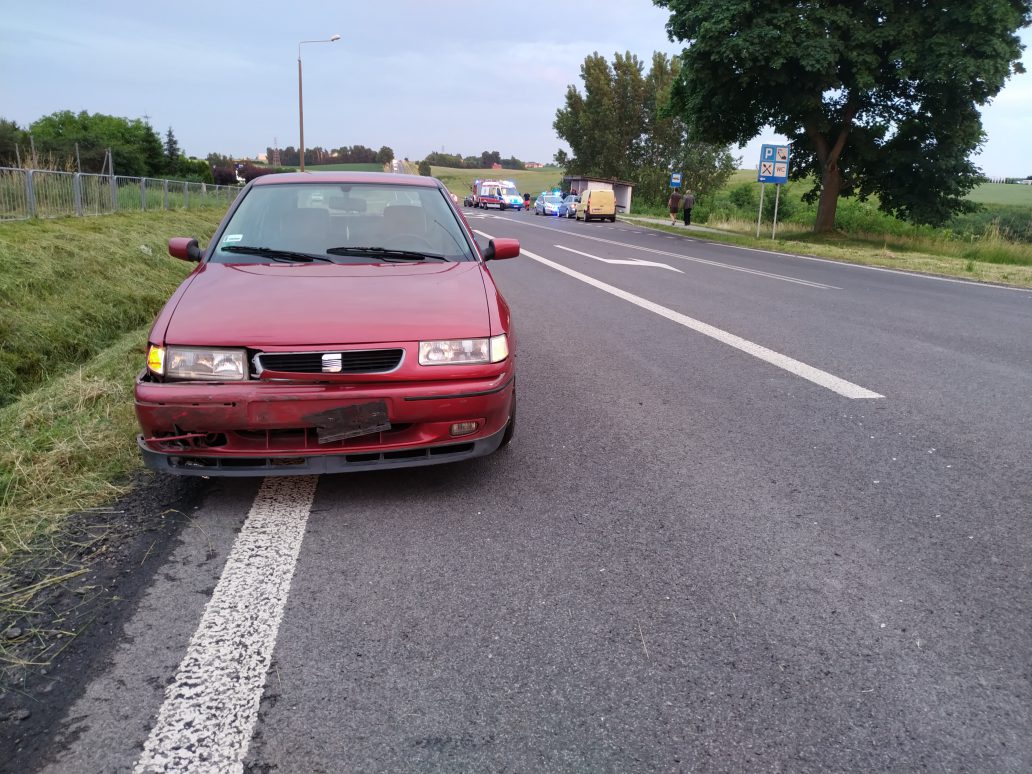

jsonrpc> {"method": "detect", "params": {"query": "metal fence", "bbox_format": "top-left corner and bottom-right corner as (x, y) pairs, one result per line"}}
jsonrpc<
(0, 167), (240, 221)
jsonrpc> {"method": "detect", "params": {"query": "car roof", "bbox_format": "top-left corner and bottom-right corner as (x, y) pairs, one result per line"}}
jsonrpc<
(250, 171), (444, 188)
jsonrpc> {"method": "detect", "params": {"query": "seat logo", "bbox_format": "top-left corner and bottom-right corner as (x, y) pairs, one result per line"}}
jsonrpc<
(321, 353), (342, 373)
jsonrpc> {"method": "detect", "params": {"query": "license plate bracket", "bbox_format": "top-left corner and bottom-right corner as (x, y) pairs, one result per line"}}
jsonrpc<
(304, 401), (391, 443)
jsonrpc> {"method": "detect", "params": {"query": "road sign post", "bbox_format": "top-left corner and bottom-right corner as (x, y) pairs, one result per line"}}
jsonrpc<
(669, 172), (682, 189)
(757, 144), (790, 239)
(756, 183), (765, 238)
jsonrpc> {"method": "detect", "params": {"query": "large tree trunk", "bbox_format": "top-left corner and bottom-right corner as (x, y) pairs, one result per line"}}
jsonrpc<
(806, 109), (854, 234)
(815, 161), (841, 233)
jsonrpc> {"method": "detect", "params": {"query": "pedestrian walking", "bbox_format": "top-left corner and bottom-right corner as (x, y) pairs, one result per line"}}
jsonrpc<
(667, 189), (683, 225)
(683, 190), (696, 226)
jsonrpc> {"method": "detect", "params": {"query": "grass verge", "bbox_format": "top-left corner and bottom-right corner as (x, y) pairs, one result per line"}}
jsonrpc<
(621, 215), (1032, 288)
(0, 329), (155, 672)
(0, 210), (224, 408)
(0, 209), (224, 666)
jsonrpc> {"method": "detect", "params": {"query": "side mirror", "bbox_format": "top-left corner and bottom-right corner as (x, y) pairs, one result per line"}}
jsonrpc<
(168, 237), (203, 262)
(483, 238), (520, 261)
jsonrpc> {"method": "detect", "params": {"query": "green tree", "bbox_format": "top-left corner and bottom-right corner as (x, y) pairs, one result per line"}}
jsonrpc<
(29, 110), (164, 176)
(554, 51), (736, 203)
(0, 118), (25, 167)
(656, 0), (1031, 231)
(417, 159), (432, 176)
(376, 145), (394, 164)
(163, 127), (181, 176)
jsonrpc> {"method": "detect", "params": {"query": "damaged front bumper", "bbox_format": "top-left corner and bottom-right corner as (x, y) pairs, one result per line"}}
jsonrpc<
(135, 369), (514, 477)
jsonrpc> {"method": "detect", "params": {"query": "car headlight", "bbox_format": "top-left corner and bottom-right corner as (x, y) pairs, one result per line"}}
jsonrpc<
(419, 334), (508, 365)
(148, 345), (247, 380)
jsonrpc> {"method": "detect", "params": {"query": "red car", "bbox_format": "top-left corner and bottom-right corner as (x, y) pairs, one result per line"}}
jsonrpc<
(136, 172), (519, 476)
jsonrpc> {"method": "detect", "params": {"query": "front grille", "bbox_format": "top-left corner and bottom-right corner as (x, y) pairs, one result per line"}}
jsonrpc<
(256, 348), (403, 374)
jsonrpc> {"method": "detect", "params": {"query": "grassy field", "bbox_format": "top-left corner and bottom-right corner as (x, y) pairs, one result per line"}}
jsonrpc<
(431, 166), (565, 199)
(966, 182), (1032, 206)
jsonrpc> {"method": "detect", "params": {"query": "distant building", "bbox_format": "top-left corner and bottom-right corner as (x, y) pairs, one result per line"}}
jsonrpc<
(525, 161), (544, 168)
(491, 162), (502, 170)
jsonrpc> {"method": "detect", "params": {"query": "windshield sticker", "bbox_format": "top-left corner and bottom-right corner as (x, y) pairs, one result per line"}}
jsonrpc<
(223, 234), (243, 243)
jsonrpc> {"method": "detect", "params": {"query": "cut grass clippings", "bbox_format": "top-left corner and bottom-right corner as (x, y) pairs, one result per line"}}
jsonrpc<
(0, 210), (224, 408)
(0, 328), (152, 569)
(0, 209), (225, 663)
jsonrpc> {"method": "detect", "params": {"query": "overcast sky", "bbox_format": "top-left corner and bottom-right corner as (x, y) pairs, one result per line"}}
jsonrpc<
(2, 1), (1029, 177)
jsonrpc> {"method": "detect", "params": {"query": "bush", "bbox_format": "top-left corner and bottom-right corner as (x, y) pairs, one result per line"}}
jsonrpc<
(762, 183), (797, 221)
(417, 160), (432, 176)
(728, 183), (757, 209)
(212, 166), (238, 186)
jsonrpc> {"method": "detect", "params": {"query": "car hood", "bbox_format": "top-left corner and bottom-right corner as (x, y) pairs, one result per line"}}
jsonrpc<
(163, 261), (491, 346)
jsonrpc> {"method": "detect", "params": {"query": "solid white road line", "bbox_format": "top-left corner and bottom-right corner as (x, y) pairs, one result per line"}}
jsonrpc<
(490, 217), (839, 289)
(479, 231), (884, 399)
(134, 476), (319, 774)
(554, 244), (683, 273)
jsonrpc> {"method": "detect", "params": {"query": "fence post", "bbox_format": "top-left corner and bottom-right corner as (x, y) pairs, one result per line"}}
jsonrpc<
(110, 175), (117, 211)
(163, 179), (169, 210)
(74, 173), (84, 216)
(140, 178), (147, 210)
(185, 183), (190, 209)
(26, 170), (37, 217)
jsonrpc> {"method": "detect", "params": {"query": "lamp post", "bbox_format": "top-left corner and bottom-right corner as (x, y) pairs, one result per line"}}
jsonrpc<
(297, 34), (341, 172)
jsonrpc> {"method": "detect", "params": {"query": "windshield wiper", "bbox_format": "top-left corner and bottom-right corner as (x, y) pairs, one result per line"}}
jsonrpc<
(326, 246), (448, 262)
(221, 245), (333, 263)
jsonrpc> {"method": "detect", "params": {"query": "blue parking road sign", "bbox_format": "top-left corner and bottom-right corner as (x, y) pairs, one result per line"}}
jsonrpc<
(670, 172), (682, 188)
(758, 144), (790, 184)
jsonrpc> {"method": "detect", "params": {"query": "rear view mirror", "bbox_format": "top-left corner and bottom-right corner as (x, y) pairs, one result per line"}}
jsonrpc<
(483, 238), (520, 261)
(168, 237), (203, 262)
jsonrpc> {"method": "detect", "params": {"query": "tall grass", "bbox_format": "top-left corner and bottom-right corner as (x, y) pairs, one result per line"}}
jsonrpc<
(636, 179), (1032, 267)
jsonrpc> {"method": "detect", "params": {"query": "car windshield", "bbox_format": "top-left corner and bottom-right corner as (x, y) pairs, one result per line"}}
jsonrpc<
(544, 196), (562, 204)
(210, 182), (477, 264)
(500, 187), (519, 197)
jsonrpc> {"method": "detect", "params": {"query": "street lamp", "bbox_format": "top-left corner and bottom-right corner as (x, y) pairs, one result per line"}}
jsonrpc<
(297, 33), (341, 172)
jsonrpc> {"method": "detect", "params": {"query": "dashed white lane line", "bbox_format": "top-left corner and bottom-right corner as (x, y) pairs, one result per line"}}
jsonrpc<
(134, 476), (319, 774)
(479, 231), (884, 399)
(554, 243), (683, 272)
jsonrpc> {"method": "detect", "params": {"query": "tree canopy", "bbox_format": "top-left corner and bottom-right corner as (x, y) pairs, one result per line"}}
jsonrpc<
(554, 51), (737, 203)
(28, 110), (164, 177)
(655, 0), (1032, 231)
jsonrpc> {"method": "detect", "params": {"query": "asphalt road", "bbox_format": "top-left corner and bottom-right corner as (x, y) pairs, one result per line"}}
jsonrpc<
(28, 212), (1032, 773)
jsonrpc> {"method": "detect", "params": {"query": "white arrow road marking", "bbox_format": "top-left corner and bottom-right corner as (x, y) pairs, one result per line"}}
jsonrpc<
(134, 476), (319, 774)
(490, 217), (839, 289)
(553, 244), (683, 273)
(479, 231), (883, 399)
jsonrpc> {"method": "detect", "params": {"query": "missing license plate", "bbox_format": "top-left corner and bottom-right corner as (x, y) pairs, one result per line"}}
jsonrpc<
(304, 401), (391, 443)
